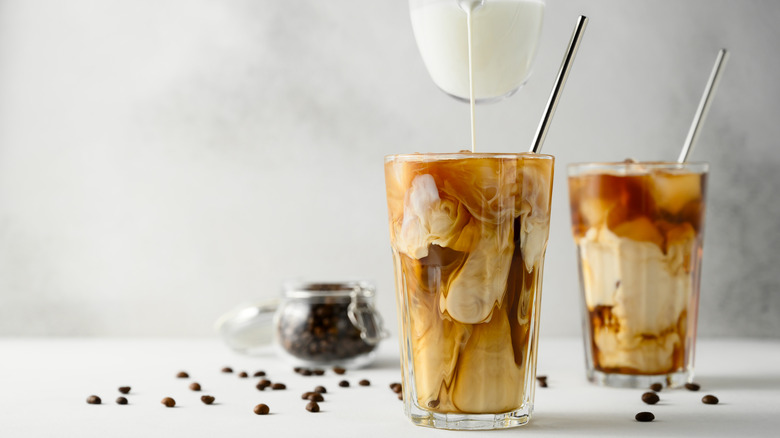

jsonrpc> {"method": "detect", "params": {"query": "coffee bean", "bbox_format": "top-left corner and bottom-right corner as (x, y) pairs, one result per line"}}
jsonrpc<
(257, 379), (271, 391)
(238, 371), (248, 378)
(118, 386), (131, 394)
(313, 369), (325, 376)
(649, 383), (663, 392)
(427, 400), (440, 408)
(635, 412), (655, 422)
(221, 367), (233, 373)
(333, 367), (346, 375)
(358, 379), (370, 386)
(300, 369), (313, 376)
(314, 386), (327, 394)
(253, 371), (266, 377)
(308, 393), (324, 402)
(390, 383), (402, 394)
(253, 404), (270, 415)
(189, 382), (201, 391)
(338, 380), (349, 387)
(201, 395), (215, 405)
(176, 371), (189, 378)
(86, 395), (101, 405)
(116, 397), (128, 405)
(685, 382), (701, 391)
(536, 375), (548, 381)
(641, 392), (659, 405)
(271, 383), (286, 390)
(536, 376), (548, 387)
(161, 397), (176, 408)
(702, 395), (719, 405)
(301, 391), (314, 400)
(306, 401), (320, 412)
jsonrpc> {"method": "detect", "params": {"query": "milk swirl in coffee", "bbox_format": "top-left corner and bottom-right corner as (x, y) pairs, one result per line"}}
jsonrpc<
(568, 163), (707, 377)
(386, 154), (553, 414)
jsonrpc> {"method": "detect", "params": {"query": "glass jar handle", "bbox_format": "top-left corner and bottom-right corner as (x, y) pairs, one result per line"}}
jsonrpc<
(347, 287), (389, 345)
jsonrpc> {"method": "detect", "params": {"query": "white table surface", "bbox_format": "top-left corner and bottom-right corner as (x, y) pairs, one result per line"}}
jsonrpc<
(2, 336), (779, 437)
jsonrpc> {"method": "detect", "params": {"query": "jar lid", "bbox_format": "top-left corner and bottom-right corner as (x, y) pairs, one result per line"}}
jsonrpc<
(282, 280), (376, 300)
(214, 299), (279, 354)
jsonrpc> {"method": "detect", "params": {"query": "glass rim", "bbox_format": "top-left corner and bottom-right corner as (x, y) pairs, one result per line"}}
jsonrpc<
(568, 161), (709, 175)
(385, 152), (554, 163)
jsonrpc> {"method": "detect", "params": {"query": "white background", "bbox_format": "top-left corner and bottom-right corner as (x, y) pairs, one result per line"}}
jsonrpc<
(0, 0), (778, 338)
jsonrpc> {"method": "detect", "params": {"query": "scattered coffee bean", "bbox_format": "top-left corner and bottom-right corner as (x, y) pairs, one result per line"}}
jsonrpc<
(176, 371), (189, 378)
(294, 367), (303, 373)
(308, 393), (324, 402)
(306, 401), (320, 412)
(649, 383), (663, 392)
(427, 400), (440, 408)
(358, 379), (370, 386)
(271, 383), (286, 390)
(189, 382), (201, 391)
(333, 367), (346, 375)
(86, 395), (101, 405)
(635, 411), (655, 422)
(201, 395), (215, 405)
(253, 404), (270, 415)
(390, 383), (402, 394)
(313, 369), (325, 376)
(300, 369), (313, 376)
(238, 371), (248, 378)
(702, 395), (719, 405)
(314, 386), (327, 394)
(161, 397), (176, 408)
(118, 386), (131, 394)
(338, 380), (349, 387)
(536, 376), (548, 387)
(221, 367), (233, 373)
(301, 392), (314, 400)
(685, 382), (701, 391)
(116, 397), (128, 405)
(253, 371), (266, 377)
(257, 379), (271, 391)
(641, 392), (660, 405)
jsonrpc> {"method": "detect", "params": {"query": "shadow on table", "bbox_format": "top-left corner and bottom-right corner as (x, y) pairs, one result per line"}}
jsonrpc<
(699, 374), (780, 390)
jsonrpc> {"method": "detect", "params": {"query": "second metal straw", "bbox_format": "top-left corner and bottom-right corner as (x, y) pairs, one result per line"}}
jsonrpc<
(529, 15), (589, 154)
(678, 49), (729, 163)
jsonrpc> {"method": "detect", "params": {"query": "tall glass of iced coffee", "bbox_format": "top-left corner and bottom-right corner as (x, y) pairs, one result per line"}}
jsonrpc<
(568, 161), (708, 388)
(385, 152), (554, 430)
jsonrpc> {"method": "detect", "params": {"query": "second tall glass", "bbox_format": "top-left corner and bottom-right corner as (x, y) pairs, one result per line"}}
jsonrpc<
(568, 161), (708, 388)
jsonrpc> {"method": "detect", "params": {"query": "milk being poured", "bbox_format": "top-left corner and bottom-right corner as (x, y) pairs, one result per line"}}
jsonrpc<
(411, 0), (545, 103)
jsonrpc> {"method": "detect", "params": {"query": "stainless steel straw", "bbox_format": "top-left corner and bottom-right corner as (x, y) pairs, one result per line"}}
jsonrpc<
(678, 49), (729, 163)
(529, 15), (589, 153)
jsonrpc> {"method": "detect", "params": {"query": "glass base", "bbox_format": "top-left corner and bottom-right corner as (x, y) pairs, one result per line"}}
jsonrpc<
(587, 369), (692, 389)
(405, 404), (532, 430)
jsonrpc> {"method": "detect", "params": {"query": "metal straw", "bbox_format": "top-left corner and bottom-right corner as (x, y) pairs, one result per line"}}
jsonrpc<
(678, 49), (729, 163)
(529, 15), (589, 153)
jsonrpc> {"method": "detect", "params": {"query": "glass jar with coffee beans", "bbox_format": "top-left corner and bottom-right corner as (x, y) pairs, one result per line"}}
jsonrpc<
(274, 281), (388, 368)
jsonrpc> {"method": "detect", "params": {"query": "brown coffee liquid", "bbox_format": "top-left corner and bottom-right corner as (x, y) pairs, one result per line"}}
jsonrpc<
(569, 167), (706, 376)
(386, 155), (552, 414)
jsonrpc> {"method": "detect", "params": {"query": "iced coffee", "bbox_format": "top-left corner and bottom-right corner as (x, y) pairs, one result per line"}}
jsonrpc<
(385, 153), (553, 429)
(568, 161), (708, 388)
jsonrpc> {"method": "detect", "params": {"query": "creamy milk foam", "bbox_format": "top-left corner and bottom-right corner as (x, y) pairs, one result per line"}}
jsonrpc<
(411, 0), (545, 103)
